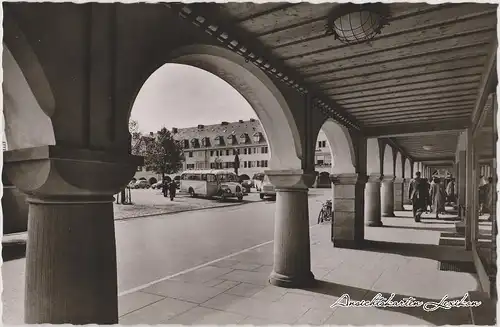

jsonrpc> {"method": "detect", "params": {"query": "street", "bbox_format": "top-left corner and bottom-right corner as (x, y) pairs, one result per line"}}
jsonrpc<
(2, 188), (331, 324)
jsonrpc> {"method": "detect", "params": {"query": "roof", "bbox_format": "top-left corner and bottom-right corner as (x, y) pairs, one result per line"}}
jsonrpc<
(172, 119), (265, 146)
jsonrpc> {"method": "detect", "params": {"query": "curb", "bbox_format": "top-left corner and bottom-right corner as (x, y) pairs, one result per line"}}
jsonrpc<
(114, 200), (259, 222)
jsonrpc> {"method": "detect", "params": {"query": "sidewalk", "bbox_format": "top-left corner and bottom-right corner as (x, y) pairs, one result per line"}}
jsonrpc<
(118, 208), (481, 325)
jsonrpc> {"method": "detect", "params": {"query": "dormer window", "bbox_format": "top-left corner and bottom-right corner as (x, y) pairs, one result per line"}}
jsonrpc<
(253, 132), (263, 143)
(215, 135), (225, 146)
(183, 139), (189, 149)
(227, 135), (237, 145)
(239, 133), (249, 144)
(190, 138), (200, 148)
(201, 137), (211, 147)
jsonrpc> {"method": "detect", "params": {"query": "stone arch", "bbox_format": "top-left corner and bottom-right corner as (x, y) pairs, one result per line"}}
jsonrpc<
(127, 44), (302, 170)
(319, 118), (356, 174)
(395, 152), (403, 178)
(367, 138), (381, 174)
(3, 45), (55, 150)
(404, 158), (412, 178)
(382, 143), (394, 176)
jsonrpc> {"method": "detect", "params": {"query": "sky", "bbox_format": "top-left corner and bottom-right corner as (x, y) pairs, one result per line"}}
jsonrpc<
(130, 64), (257, 133)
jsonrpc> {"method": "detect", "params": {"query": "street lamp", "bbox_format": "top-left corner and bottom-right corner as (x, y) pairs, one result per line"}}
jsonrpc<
(326, 3), (390, 45)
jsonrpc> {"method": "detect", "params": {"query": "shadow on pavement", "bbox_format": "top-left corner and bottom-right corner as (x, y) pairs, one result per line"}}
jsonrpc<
(2, 241), (26, 261)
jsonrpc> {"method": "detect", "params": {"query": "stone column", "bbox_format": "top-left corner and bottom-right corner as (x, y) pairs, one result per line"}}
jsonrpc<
(330, 173), (366, 249)
(3, 146), (142, 324)
(393, 177), (404, 211)
(403, 178), (412, 205)
(266, 170), (315, 288)
(381, 176), (395, 217)
(365, 174), (382, 227)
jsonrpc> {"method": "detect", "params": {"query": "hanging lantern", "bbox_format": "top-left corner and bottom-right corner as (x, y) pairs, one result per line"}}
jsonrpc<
(326, 3), (390, 45)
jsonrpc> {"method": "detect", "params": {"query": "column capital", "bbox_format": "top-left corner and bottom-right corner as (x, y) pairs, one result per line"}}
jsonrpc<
(381, 175), (395, 182)
(366, 174), (382, 183)
(393, 177), (404, 183)
(3, 145), (143, 202)
(264, 169), (315, 189)
(330, 173), (367, 185)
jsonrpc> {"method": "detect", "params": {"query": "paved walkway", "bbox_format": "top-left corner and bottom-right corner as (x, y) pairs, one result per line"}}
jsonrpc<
(117, 208), (479, 325)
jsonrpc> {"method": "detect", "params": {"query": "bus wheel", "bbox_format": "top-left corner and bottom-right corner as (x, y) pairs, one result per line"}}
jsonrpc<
(259, 194), (264, 200)
(189, 188), (196, 198)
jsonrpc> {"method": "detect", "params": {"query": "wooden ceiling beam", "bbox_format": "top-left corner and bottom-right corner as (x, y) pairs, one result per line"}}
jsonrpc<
(281, 12), (496, 64)
(326, 73), (481, 97)
(303, 46), (487, 81)
(362, 113), (470, 125)
(286, 29), (494, 69)
(330, 80), (479, 101)
(353, 105), (472, 118)
(471, 39), (497, 134)
(343, 94), (476, 113)
(364, 118), (469, 137)
(338, 89), (477, 107)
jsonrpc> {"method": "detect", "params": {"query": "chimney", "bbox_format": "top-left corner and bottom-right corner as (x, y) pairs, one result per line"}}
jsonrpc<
(238, 120), (244, 123)
(172, 127), (178, 133)
(250, 118), (255, 122)
(198, 124), (205, 129)
(221, 121), (229, 125)
(149, 132), (154, 137)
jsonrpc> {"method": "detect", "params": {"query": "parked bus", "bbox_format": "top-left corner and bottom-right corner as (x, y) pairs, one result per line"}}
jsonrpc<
(180, 170), (247, 201)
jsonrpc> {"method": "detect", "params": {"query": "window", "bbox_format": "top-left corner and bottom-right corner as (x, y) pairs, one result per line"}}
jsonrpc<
(257, 161), (260, 167)
(264, 160), (268, 167)
(317, 159), (324, 165)
(244, 148), (248, 155)
(261, 147), (268, 154)
(207, 174), (216, 182)
(183, 140), (189, 148)
(137, 166), (142, 172)
(233, 149), (238, 155)
(210, 150), (214, 156)
(188, 152), (193, 158)
(226, 149), (230, 156)
(253, 148), (257, 154)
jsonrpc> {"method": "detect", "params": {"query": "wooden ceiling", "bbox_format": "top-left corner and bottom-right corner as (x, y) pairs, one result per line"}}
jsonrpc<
(178, 3), (498, 163)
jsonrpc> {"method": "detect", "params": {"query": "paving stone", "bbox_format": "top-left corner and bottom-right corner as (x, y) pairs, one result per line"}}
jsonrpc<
(171, 266), (233, 283)
(209, 259), (240, 268)
(165, 306), (246, 324)
(224, 282), (265, 297)
(231, 262), (263, 271)
(252, 264), (273, 273)
(250, 286), (288, 302)
(201, 293), (247, 311)
(325, 306), (430, 325)
(277, 292), (336, 311)
(322, 263), (384, 289)
(219, 269), (270, 286)
(118, 297), (196, 325)
(118, 291), (164, 317)
(212, 280), (241, 291)
(239, 316), (279, 325)
(141, 279), (225, 303)
(295, 308), (335, 325)
(204, 279), (226, 287)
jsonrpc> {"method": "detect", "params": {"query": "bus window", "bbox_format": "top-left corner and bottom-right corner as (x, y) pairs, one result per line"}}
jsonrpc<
(207, 174), (216, 182)
(201, 174), (207, 181)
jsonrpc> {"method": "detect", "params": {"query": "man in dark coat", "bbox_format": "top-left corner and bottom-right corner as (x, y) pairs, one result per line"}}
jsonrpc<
(169, 180), (177, 201)
(162, 179), (169, 198)
(409, 172), (429, 222)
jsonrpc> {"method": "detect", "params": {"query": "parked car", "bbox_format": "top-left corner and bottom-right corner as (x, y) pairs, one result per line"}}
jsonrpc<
(134, 180), (150, 189)
(151, 181), (164, 189)
(259, 175), (276, 200)
(127, 180), (137, 188)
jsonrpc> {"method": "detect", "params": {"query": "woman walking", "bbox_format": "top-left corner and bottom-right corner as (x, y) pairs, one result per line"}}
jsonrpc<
(430, 177), (446, 219)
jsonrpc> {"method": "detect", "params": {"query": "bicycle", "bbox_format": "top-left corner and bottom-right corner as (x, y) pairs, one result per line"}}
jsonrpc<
(318, 199), (333, 224)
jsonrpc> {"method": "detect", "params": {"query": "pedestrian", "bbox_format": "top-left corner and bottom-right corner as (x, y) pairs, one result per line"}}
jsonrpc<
(169, 180), (177, 201)
(409, 172), (428, 222)
(162, 179), (169, 198)
(430, 177), (446, 219)
(446, 178), (456, 204)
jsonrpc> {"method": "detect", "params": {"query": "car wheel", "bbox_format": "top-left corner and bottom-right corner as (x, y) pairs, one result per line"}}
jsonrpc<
(260, 194), (264, 200)
(189, 188), (196, 198)
(237, 195), (243, 201)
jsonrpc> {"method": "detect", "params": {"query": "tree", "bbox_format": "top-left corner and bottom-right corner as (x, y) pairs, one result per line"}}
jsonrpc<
(234, 150), (240, 176)
(144, 127), (184, 181)
(129, 119), (143, 156)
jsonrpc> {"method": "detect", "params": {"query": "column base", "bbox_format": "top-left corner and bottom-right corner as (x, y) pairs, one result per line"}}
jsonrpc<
(269, 270), (315, 288)
(366, 220), (383, 227)
(381, 212), (395, 217)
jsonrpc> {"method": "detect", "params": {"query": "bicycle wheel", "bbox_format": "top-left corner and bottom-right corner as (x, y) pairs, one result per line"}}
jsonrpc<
(318, 209), (325, 224)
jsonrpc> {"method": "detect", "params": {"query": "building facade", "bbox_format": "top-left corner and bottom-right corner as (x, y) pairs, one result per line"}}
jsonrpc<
(133, 119), (331, 181)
